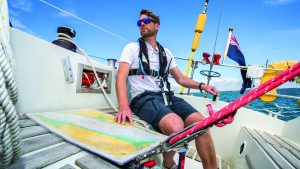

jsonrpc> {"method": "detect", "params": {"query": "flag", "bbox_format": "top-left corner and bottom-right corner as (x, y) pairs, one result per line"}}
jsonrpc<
(227, 34), (246, 66)
(227, 34), (252, 94)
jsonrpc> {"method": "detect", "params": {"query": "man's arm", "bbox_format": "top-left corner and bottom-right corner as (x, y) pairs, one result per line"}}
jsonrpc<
(170, 67), (218, 95)
(114, 62), (133, 125)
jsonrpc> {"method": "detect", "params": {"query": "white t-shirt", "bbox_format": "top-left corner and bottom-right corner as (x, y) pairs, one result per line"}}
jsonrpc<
(119, 42), (177, 99)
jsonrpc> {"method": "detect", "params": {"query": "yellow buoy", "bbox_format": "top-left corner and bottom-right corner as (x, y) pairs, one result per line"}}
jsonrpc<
(180, 1), (209, 94)
(260, 60), (298, 102)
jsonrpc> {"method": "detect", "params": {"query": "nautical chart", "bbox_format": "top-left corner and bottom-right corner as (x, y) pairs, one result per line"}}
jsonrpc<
(27, 109), (167, 165)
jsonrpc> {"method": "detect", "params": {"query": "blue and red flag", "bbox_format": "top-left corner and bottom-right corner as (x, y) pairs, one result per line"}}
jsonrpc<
(227, 34), (252, 94)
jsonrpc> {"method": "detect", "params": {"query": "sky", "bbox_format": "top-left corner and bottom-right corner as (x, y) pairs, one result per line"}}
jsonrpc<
(7, 0), (300, 91)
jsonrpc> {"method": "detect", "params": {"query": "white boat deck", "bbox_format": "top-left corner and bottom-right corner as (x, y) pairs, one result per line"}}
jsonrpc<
(243, 127), (300, 169)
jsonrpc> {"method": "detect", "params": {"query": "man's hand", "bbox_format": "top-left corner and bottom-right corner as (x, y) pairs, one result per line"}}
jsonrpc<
(202, 85), (219, 96)
(114, 106), (133, 125)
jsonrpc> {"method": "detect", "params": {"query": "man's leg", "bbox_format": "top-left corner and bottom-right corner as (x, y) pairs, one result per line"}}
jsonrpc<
(185, 112), (217, 169)
(158, 113), (184, 168)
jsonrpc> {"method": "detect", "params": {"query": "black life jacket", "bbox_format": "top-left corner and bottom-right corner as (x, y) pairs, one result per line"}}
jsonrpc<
(128, 38), (170, 78)
(128, 38), (174, 105)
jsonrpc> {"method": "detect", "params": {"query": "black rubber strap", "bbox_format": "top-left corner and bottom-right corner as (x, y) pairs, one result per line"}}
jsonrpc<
(199, 82), (205, 93)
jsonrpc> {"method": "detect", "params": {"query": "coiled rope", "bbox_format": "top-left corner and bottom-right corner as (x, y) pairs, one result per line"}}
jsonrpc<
(169, 62), (300, 144)
(0, 46), (18, 104)
(0, 0), (21, 168)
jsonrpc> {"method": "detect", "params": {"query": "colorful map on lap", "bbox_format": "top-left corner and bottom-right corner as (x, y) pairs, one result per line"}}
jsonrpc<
(27, 109), (167, 165)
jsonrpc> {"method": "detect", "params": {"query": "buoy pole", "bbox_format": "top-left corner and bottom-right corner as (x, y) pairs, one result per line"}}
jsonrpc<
(180, 0), (209, 94)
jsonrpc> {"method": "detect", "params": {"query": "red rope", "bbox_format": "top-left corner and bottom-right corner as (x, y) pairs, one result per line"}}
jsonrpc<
(169, 62), (300, 144)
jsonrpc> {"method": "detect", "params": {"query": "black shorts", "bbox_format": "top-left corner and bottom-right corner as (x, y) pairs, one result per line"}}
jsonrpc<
(130, 91), (197, 131)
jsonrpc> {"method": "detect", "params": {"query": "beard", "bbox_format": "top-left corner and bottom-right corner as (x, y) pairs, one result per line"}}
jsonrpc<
(140, 28), (156, 38)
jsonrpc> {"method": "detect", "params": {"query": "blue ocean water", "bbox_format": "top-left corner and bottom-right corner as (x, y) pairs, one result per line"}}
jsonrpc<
(193, 88), (300, 121)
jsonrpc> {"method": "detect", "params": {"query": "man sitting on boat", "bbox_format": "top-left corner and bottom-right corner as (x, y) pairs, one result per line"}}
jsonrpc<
(115, 9), (218, 169)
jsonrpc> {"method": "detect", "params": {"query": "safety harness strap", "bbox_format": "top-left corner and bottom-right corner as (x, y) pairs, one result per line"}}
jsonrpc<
(129, 69), (160, 77)
(129, 38), (167, 77)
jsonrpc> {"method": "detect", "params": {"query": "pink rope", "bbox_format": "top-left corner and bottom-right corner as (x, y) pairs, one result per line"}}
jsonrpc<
(169, 62), (300, 144)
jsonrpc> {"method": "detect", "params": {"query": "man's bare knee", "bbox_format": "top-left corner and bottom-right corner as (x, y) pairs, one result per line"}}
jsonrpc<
(158, 113), (184, 135)
(184, 112), (205, 127)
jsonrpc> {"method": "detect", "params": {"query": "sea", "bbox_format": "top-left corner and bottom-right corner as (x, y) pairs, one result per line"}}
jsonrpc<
(193, 88), (300, 121)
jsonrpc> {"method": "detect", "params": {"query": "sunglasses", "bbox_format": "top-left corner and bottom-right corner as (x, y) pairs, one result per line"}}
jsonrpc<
(137, 17), (156, 27)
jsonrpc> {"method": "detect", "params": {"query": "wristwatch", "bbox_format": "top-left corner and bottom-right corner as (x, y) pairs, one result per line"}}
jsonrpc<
(199, 82), (205, 93)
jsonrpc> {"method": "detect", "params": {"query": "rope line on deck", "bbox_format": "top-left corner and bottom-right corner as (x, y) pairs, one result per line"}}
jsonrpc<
(169, 62), (300, 144)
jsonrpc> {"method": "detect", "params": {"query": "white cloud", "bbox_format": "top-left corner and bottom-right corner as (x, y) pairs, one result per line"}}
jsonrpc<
(10, 17), (33, 34)
(263, 0), (298, 5)
(8, 8), (20, 17)
(282, 28), (300, 36)
(244, 44), (270, 55)
(55, 9), (78, 18)
(10, 0), (33, 12)
(9, 17), (26, 29)
(170, 72), (298, 94)
(170, 82), (200, 93)
(47, 3), (80, 25)
(8, 0), (34, 33)
(170, 77), (256, 93)
(38, 0), (78, 20)
(209, 78), (242, 91)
